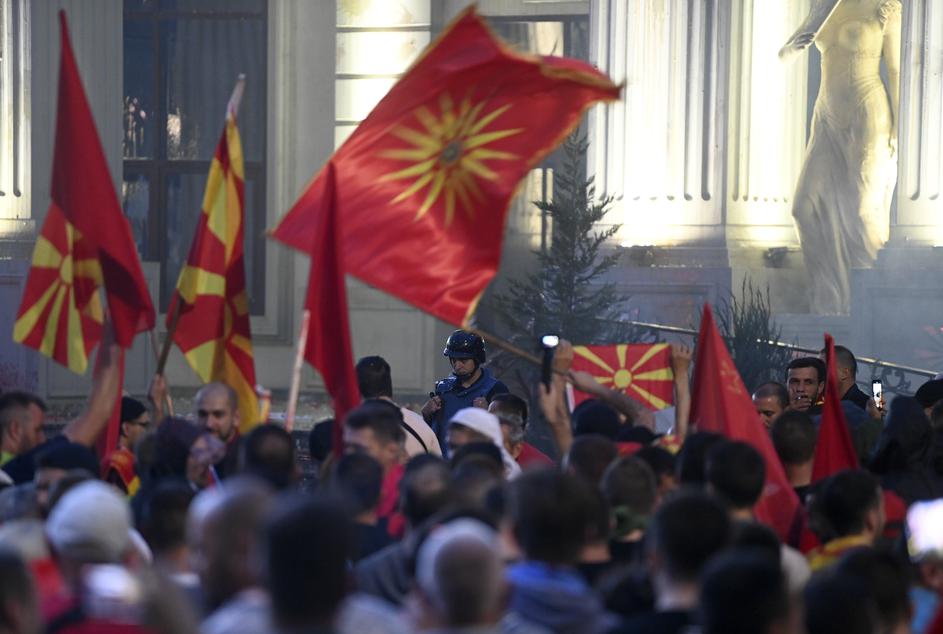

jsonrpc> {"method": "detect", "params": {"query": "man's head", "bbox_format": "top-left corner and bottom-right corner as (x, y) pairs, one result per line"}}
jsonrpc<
(400, 455), (452, 530)
(356, 356), (393, 400)
(771, 411), (817, 468)
(263, 493), (352, 629)
(119, 396), (151, 449)
(33, 443), (99, 517)
(506, 469), (597, 565)
(835, 549), (912, 634)
(331, 453), (383, 517)
(676, 431), (726, 487)
(195, 382), (240, 443)
(343, 400), (406, 471)
(602, 456), (658, 532)
(46, 481), (132, 581)
(415, 519), (505, 628)
(488, 394), (529, 457)
(647, 490), (731, 587)
(446, 408), (504, 458)
(699, 551), (797, 634)
(239, 424), (298, 490)
(138, 479), (194, 561)
(752, 382), (790, 429)
(188, 478), (274, 611)
(443, 330), (486, 379)
(785, 357), (826, 411)
(809, 469), (884, 543)
(828, 345), (858, 392)
(564, 434), (618, 484)
(706, 441), (767, 513)
(915, 379), (943, 418)
(0, 392), (46, 456)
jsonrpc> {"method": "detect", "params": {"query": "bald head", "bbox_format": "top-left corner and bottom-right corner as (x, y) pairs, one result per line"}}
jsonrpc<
(188, 478), (273, 610)
(196, 382), (240, 443)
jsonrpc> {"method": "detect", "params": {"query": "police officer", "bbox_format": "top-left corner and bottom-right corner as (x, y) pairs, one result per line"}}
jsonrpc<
(421, 330), (509, 455)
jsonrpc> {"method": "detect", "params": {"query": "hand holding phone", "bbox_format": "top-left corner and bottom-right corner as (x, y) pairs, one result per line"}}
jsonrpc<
(872, 380), (884, 410)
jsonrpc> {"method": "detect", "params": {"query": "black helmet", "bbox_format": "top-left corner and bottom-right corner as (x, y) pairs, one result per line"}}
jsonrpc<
(443, 330), (486, 364)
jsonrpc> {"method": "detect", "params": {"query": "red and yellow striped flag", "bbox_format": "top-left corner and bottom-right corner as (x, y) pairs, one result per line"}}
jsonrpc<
(169, 78), (259, 431)
(13, 206), (104, 373)
(571, 344), (674, 411)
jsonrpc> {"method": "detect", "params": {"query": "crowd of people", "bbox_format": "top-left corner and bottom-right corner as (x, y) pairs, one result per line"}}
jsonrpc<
(1, 326), (943, 634)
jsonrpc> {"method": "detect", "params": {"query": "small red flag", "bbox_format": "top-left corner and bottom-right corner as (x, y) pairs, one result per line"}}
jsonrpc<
(690, 304), (799, 540)
(52, 11), (154, 347)
(811, 334), (858, 481)
(270, 7), (620, 326)
(302, 163), (360, 454)
(571, 344), (673, 410)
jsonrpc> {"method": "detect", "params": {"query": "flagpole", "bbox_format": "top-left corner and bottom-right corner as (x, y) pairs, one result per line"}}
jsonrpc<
(285, 310), (311, 433)
(148, 330), (175, 417)
(155, 300), (182, 375)
(468, 327), (545, 369)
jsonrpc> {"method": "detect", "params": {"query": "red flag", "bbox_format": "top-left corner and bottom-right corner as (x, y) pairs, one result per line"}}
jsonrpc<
(52, 12), (154, 347)
(302, 163), (360, 454)
(571, 344), (673, 410)
(811, 334), (858, 481)
(271, 7), (620, 326)
(690, 304), (799, 540)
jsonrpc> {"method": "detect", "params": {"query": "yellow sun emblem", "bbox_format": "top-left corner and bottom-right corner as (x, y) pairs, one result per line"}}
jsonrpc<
(378, 92), (522, 226)
(574, 344), (674, 410)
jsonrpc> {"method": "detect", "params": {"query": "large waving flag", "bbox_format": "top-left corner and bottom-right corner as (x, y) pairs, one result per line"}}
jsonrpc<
(571, 344), (673, 410)
(271, 6), (620, 326)
(690, 304), (799, 541)
(811, 333), (858, 481)
(15, 13), (153, 370)
(168, 77), (259, 431)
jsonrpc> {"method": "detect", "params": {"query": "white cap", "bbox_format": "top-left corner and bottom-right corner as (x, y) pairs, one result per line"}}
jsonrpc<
(46, 481), (132, 563)
(448, 408), (522, 478)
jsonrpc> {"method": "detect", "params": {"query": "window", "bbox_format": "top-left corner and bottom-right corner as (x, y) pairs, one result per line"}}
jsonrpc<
(122, 0), (267, 314)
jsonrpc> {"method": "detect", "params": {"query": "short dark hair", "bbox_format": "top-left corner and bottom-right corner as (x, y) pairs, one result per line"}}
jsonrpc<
(35, 442), (99, 476)
(752, 382), (789, 410)
(241, 424), (297, 490)
(771, 410), (817, 465)
(308, 419), (334, 463)
(706, 441), (766, 510)
(648, 490), (731, 582)
(676, 432), (725, 486)
(699, 551), (790, 634)
(507, 469), (597, 564)
(566, 434), (618, 485)
(264, 493), (352, 628)
(137, 479), (195, 555)
(786, 357), (826, 384)
(809, 469), (881, 540)
(0, 391), (45, 435)
(602, 456), (657, 517)
(356, 356), (393, 399)
(833, 345), (858, 377)
(400, 455), (452, 528)
(332, 453), (383, 514)
(572, 399), (621, 439)
(835, 549), (911, 632)
(805, 570), (878, 634)
(488, 393), (528, 424)
(345, 400), (406, 446)
(730, 521), (782, 567)
(635, 445), (676, 482)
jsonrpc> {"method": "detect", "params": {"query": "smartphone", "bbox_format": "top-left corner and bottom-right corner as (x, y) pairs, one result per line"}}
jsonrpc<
(906, 499), (943, 561)
(872, 380), (883, 407)
(541, 334), (560, 388)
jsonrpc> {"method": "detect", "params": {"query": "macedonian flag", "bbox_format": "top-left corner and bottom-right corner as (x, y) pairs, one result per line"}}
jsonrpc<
(13, 206), (104, 374)
(271, 7), (621, 326)
(571, 344), (674, 411)
(169, 77), (259, 431)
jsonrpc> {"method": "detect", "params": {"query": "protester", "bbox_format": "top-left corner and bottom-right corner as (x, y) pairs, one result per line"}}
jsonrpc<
(194, 383), (242, 479)
(0, 546), (40, 634)
(102, 396), (151, 495)
(238, 423), (299, 490)
(488, 393), (552, 468)
(785, 357), (826, 414)
(445, 408), (521, 478)
(331, 453), (393, 562)
(870, 395), (943, 503)
(807, 469), (885, 571)
(601, 456), (657, 565)
(564, 434), (618, 485)
(770, 411), (817, 501)
(752, 382), (790, 429)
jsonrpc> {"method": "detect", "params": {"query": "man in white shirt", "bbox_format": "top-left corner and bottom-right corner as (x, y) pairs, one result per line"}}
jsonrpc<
(356, 356), (441, 457)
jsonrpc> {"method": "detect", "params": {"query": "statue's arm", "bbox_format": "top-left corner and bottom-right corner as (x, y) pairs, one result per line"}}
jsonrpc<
(882, 1), (903, 150)
(779, 0), (842, 62)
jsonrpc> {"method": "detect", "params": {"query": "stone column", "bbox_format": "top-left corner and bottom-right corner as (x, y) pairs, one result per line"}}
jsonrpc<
(590, 0), (726, 247)
(895, 0), (943, 245)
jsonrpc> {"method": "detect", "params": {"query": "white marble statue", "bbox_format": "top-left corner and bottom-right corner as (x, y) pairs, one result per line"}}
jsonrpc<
(780, 0), (902, 314)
